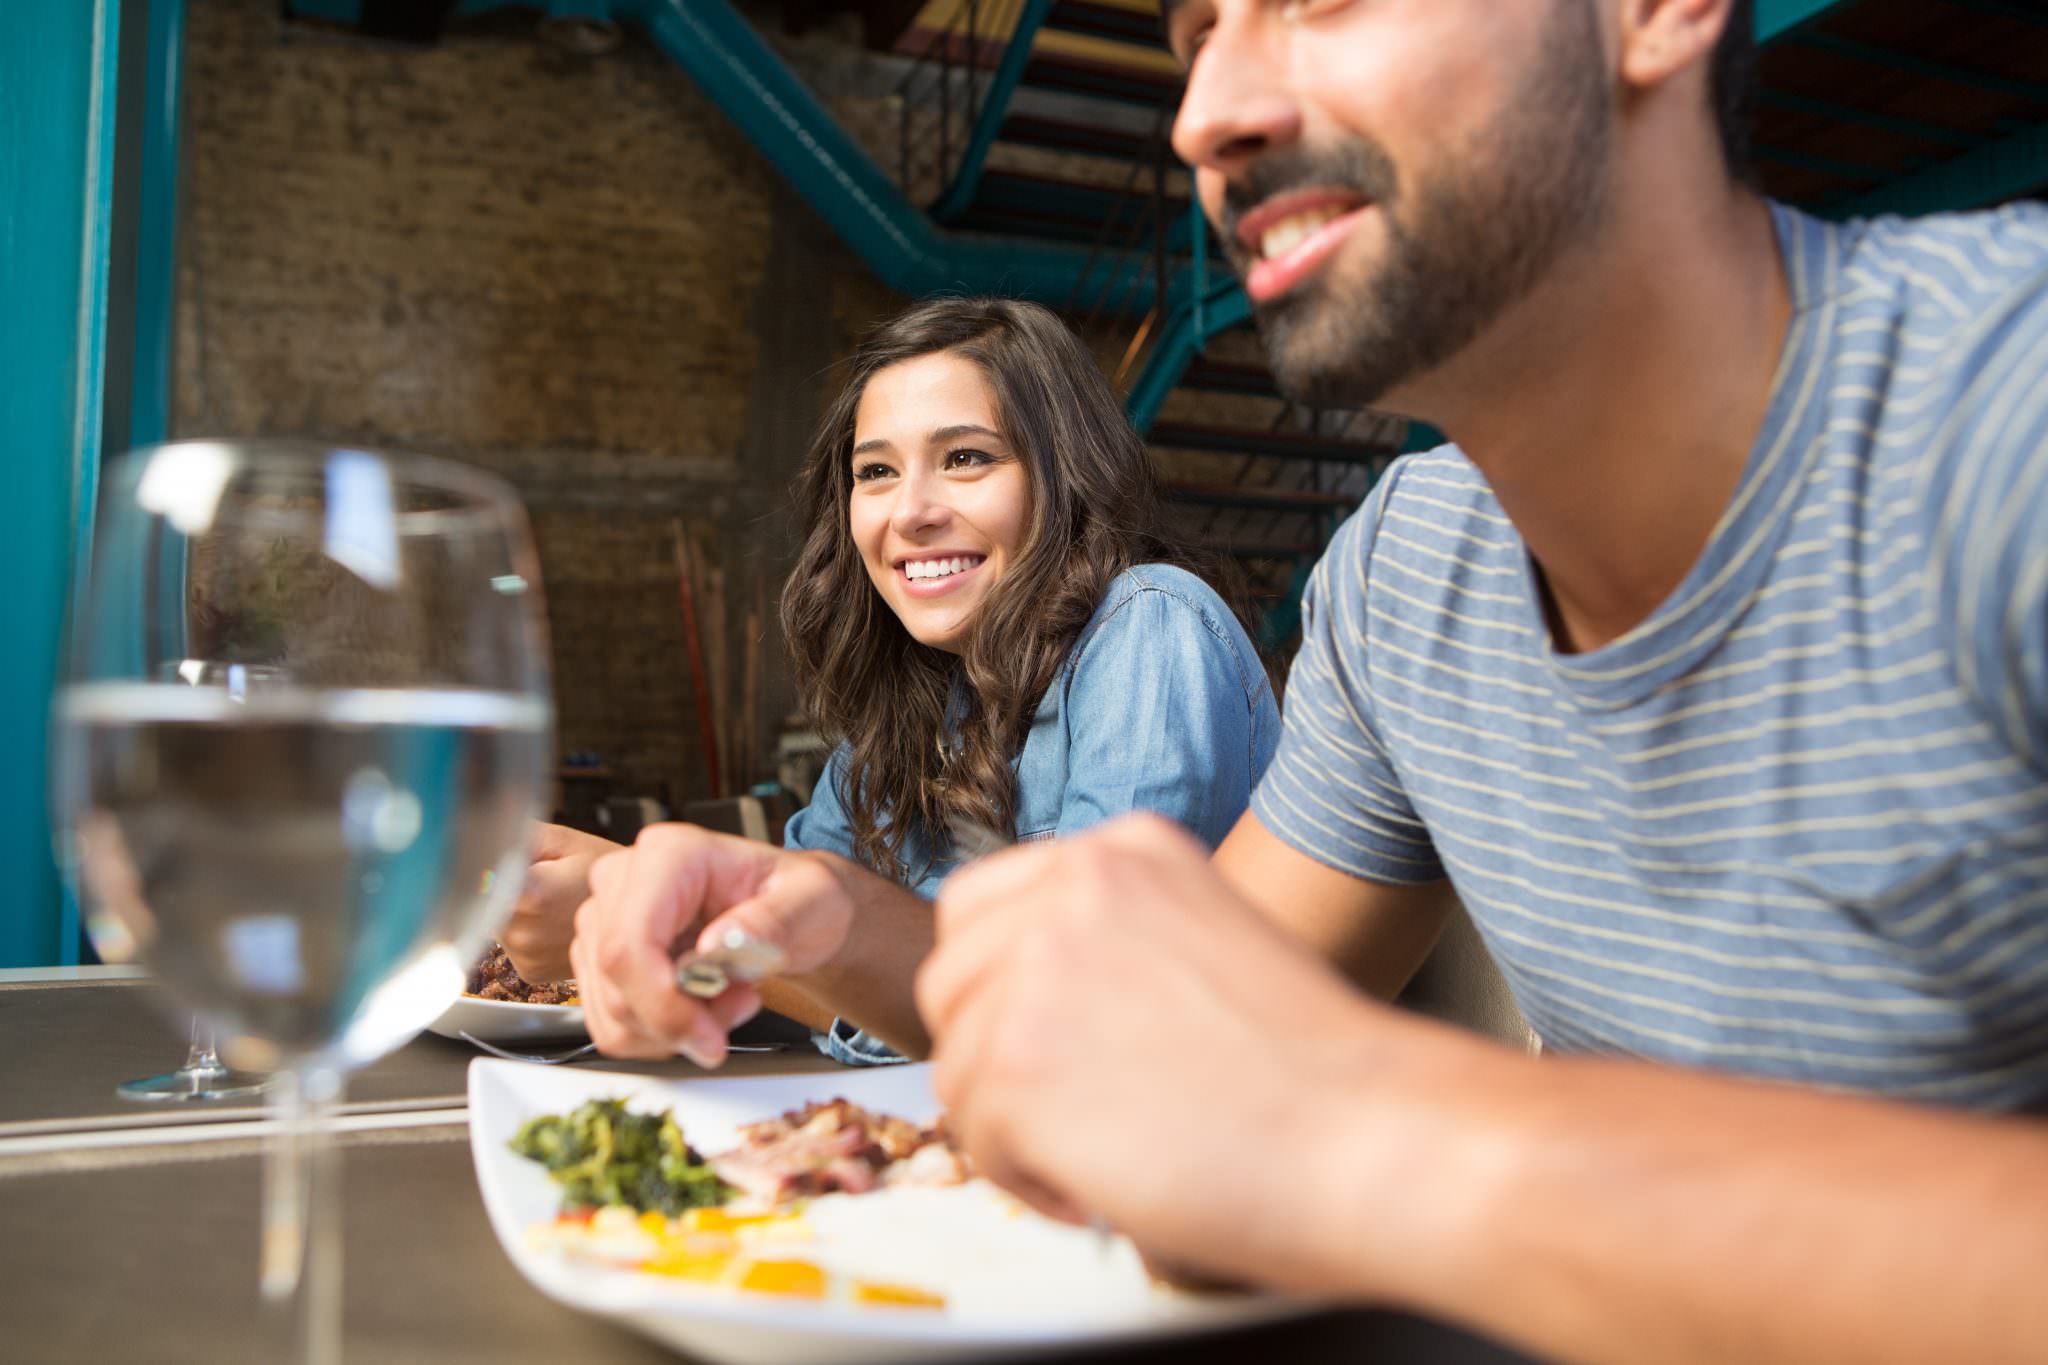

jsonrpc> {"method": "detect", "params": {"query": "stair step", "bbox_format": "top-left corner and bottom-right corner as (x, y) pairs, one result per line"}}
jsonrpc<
(1043, 0), (1168, 48)
(996, 113), (1154, 163)
(953, 170), (1197, 250)
(1149, 420), (1393, 465)
(1178, 359), (1284, 399)
(1197, 538), (1324, 561)
(950, 204), (1193, 249)
(973, 168), (1188, 221)
(1164, 481), (1355, 514)
(1020, 52), (1181, 107)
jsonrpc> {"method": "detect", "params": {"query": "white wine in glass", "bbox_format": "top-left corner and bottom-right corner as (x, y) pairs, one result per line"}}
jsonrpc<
(54, 442), (552, 1364)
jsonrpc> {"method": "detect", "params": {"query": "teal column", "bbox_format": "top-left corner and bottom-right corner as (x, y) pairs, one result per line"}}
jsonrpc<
(0, 0), (124, 966)
(131, 0), (184, 449)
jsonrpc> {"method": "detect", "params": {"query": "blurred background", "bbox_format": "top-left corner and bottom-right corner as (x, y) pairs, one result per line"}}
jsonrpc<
(7, 0), (2046, 967)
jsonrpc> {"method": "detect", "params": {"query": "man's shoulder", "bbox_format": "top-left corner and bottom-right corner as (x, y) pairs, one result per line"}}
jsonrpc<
(1318, 447), (1518, 591)
(1830, 202), (2048, 333)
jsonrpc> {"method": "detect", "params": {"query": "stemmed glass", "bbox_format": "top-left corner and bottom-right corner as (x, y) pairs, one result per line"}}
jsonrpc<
(116, 1016), (269, 1102)
(116, 662), (285, 1104)
(53, 442), (552, 1363)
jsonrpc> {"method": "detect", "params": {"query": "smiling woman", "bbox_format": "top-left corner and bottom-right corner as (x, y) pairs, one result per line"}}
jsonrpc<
(774, 296), (1282, 1062)
(520, 299), (1281, 1070)
(785, 298), (1273, 881)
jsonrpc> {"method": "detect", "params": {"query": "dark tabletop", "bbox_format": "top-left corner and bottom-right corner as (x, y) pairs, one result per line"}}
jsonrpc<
(0, 977), (1543, 1364)
(0, 979), (822, 1132)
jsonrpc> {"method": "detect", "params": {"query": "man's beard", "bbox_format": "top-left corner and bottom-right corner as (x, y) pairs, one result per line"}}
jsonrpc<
(1225, 2), (1613, 408)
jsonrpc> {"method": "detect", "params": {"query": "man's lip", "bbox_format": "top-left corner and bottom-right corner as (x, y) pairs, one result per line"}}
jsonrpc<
(1232, 188), (1371, 255)
(1242, 205), (1372, 304)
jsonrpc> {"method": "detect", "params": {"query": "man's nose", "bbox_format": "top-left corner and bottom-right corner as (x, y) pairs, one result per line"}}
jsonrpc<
(1171, 15), (1302, 175)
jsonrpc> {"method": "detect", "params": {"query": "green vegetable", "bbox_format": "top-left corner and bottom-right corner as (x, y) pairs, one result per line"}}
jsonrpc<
(510, 1098), (734, 1215)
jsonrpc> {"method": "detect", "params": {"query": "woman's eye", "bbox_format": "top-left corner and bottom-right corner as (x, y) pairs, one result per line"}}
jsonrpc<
(853, 462), (894, 482)
(944, 448), (993, 470)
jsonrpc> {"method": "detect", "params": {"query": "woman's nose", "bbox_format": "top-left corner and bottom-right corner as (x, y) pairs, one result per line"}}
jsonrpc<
(889, 473), (952, 535)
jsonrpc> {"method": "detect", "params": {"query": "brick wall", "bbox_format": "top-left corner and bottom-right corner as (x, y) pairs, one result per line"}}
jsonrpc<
(174, 0), (903, 804)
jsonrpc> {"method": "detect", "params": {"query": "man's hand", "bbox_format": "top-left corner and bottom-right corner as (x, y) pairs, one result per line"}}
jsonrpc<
(571, 823), (855, 1066)
(919, 822), (2048, 1365)
(917, 812), (1441, 1293)
(500, 822), (620, 984)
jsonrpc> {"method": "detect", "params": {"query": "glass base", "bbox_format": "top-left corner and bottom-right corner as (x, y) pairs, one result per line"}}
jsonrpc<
(117, 1065), (272, 1102)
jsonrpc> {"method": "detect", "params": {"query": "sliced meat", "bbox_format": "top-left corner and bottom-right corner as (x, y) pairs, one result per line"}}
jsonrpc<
(711, 1099), (971, 1206)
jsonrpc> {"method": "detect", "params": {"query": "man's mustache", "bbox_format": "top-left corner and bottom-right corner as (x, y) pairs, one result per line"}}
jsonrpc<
(1217, 141), (1399, 253)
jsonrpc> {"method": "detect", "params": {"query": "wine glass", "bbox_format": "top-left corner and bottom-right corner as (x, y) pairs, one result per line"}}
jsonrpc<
(116, 1016), (270, 1102)
(115, 662), (287, 1103)
(53, 441), (552, 1363)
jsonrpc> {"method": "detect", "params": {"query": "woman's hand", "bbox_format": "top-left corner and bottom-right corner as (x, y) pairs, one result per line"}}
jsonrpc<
(571, 823), (857, 1065)
(500, 822), (621, 985)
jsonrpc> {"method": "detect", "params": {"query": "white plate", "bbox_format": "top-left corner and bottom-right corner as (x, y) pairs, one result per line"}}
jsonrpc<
(467, 1059), (1307, 1364)
(427, 995), (586, 1044)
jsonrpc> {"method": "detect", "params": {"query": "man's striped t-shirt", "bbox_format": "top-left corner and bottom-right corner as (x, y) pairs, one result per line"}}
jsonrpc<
(1252, 202), (2048, 1110)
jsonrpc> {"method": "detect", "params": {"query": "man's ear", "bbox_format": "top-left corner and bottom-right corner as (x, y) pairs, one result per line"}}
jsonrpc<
(1613, 0), (1736, 94)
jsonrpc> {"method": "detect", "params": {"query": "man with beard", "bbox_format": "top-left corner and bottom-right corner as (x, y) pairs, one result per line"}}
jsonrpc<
(575, 0), (2048, 1359)
(908, 1), (2048, 1362)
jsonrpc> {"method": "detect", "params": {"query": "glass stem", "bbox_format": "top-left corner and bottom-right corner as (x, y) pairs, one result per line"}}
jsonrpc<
(186, 1016), (223, 1074)
(263, 1063), (346, 1365)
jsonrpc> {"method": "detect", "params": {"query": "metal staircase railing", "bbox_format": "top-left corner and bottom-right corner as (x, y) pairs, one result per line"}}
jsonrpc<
(892, 0), (1049, 210)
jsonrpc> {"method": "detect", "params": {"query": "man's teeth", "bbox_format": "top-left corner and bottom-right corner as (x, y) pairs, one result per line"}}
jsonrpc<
(904, 556), (984, 581)
(1259, 207), (1348, 261)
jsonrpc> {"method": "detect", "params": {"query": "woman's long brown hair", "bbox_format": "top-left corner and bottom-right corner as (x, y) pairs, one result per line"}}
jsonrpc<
(781, 297), (1236, 882)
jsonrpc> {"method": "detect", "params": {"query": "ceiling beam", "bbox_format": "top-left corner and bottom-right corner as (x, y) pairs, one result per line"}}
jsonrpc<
(1832, 116), (2048, 217)
(1757, 0), (1855, 43)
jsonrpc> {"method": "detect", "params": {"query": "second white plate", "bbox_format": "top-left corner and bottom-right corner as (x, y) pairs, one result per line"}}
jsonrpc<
(427, 994), (586, 1044)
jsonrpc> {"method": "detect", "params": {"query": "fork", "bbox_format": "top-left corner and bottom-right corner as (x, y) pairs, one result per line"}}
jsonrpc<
(457, 1032), (600, 1065)
(456, 1031), (789, 1065)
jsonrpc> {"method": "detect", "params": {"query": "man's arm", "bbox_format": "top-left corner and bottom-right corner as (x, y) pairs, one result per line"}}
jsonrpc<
(803, 809), (1460, 1052)
(1213, 809), (1456, 1001)
(1364, 1035), (2048, 1365)
(918, 816), (2048, 1365)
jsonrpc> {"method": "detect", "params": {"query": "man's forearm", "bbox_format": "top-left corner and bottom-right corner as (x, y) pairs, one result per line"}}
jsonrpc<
(1337, 1028), (2048, 1365)
(782, 850), (936, 1057)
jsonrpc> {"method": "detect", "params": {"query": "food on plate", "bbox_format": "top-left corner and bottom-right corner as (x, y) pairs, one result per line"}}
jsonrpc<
(468, 942), (578, 1005)
(511, 1098), (733, 1215)
(711, 1099), (971, 1204)
(513, 1097), (998, 1310)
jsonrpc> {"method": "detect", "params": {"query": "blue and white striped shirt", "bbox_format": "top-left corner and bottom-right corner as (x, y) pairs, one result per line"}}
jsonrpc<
(1254, 202), (2048, 1110)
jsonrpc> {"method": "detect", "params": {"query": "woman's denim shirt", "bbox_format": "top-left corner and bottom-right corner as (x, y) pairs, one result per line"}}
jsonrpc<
(783, 564), (1280, 1064)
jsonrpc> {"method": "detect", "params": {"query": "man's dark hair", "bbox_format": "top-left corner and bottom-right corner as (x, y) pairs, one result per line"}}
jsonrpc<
(1710, 0), (1759, 182)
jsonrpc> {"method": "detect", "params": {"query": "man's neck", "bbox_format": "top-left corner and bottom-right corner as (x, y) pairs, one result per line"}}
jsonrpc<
(1404, 186), (1790, 655)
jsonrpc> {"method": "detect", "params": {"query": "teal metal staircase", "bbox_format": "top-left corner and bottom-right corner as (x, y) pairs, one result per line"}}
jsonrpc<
(278, 0), (2048, 651)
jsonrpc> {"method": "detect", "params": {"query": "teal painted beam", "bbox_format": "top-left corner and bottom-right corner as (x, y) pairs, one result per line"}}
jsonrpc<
(1126, 280), (1250, 433)
(618, 0), (1159, 310)
(1756, 90), (1980, 151)
(0, 0), (122, 966)
(933, 0), (1055, 223)
(1832, 117), (2048, 218)
(1756, 0), (1854, 41)
(1793, 34), (2048, 105)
